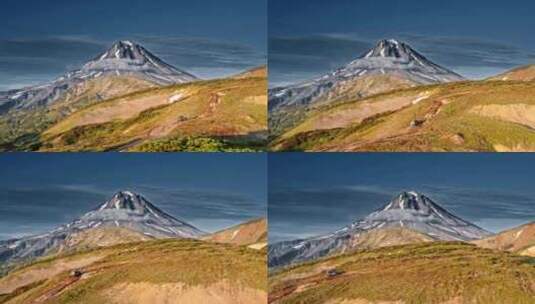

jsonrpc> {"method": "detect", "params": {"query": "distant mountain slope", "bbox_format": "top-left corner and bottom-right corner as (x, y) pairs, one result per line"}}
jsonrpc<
(0, 191), (204, 268)
(490, 64), (535, 82)
(203, 218), (267, 248)
(473, 222), (535, 257)
(272, 78), (535, 152)
(0, 239), (266, 304)
(0, 40), (196, 113)
(233, 65), (268, 79)
(0, 41), (198, 149)
(269, 191), (491, 268)
(269, 242), (535, 304)
(269, 39), (463, 136)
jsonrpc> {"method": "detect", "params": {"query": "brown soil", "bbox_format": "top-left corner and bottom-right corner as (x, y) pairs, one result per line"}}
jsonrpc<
(74, 91), (187, 126)
(105, 280), (267, 304)
(311, 93), (428, 131)
(471, 104), (535, 129)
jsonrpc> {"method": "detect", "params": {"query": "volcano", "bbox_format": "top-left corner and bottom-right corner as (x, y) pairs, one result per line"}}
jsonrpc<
(268, 191), (491, 268)
(0, 191), (204, 266)
(269, 39), (464, 113)
(0, 40), (197, 113)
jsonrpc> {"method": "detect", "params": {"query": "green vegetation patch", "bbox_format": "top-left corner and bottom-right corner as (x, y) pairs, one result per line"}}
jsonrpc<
(131, 136), (264, 152)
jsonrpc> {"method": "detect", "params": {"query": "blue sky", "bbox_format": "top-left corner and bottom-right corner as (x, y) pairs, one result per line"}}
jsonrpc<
(0, 153), (267, 240)
(269, 153), (535, 242)
(0, 0), (266, 90)
(269, 0), (535, 86)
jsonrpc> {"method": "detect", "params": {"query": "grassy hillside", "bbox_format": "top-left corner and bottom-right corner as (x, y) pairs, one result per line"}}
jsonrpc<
(269, 242), (535, 304)
(272, 80), (535, 152)
(0, 67), (267, 152)
(0, 76), (156, 151)
(40, 71), (267, 152)
(269, 74), (417, 138)
(0, 239), (267, 304)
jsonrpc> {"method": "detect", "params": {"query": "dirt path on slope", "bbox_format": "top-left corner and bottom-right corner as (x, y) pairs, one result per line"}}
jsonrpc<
(0, 255), (105, 295)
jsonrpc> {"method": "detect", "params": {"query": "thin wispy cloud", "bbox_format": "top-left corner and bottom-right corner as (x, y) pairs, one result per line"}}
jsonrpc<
(400, 34), (535, 79)
(136, 36), (266, 79)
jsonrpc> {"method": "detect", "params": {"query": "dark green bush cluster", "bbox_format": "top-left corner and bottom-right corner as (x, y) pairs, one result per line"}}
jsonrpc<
(133, 136), (260, 152)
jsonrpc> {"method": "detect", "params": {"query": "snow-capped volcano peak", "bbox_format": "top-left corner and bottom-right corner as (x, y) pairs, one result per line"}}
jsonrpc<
(363, 39), (411, 59)
(97, 190), (157, 213)
(361, 191), (491, 240)
(95, 40), (149, 61)
(83, 190), (204, 238)
(381, 191), (439, 211)
(350, 39), (455, 74)
(81, 40), (198, 84)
